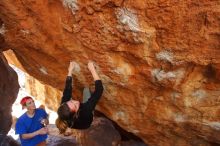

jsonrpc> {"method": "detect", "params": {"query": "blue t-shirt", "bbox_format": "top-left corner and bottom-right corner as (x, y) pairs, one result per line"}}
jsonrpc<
(15, 108), (48, 146)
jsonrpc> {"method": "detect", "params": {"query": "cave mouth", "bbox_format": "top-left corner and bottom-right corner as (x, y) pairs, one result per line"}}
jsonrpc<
(7, 63), (59, 140)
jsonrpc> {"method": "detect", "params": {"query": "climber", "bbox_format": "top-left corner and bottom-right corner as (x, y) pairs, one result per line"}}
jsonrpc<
(55, 61), (103, 134)
(15, 96), (49, 146)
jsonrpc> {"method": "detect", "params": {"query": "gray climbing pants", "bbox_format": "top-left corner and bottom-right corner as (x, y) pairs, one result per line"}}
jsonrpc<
(83, 87), (91, 103)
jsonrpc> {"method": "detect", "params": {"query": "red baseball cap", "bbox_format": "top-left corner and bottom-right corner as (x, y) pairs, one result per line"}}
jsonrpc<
(20, 96), (33, 109)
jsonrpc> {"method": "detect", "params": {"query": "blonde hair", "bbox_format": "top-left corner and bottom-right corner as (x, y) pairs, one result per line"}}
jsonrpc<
(55, 117), (68, 134)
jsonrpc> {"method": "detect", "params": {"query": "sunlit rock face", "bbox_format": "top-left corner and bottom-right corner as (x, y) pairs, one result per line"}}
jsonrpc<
(25, 74), (62, 111)
(0, 53), (19, 134)
(0, 0), (220, 145)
